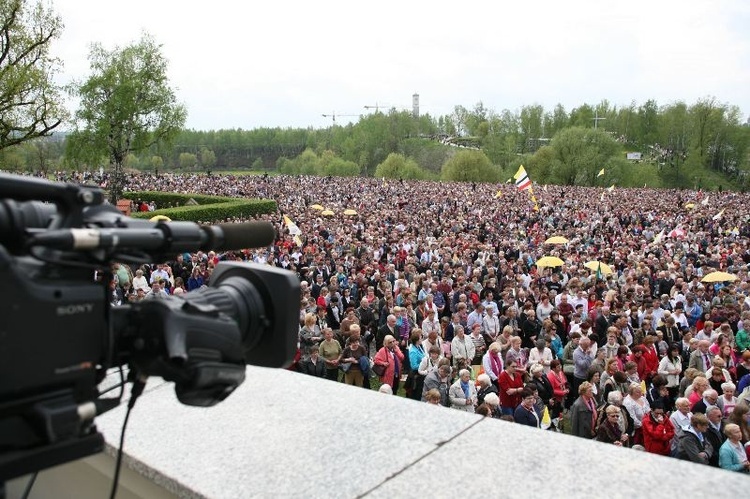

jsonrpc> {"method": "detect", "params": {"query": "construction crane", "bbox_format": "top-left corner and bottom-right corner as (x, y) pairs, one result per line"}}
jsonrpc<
(321, 112), (359, 124)
(363, 102), (397, 113)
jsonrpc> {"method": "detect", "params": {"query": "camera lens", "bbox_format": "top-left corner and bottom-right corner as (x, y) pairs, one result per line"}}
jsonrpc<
(182, 275), (267, 352)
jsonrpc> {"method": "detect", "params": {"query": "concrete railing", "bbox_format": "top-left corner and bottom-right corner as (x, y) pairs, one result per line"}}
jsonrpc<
(7, 366), (749, 498)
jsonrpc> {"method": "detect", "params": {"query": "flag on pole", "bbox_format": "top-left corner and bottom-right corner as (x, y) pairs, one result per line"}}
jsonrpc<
(597, 168), (605, 177)
(382, 177), (388, 187)
(506, 178), (512, 184)
(712, 209), (724, 221)
(514, 165), (532, 191)
(283, 215), (301, 236)
(543, 184), (548, 192)
(701, 196), (710, 206)
(494, 190), (502, 198)
(596, 262), (603, 281)
(653, 229), (665, 244)
(607, 184), (615, 192)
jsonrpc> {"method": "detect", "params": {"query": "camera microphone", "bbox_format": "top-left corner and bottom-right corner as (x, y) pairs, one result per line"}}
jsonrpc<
(202, 221), (276, 252)
(27, 221), (276, 253)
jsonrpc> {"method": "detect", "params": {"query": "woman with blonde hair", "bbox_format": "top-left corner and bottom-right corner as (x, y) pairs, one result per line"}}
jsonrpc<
(687, 375), (709, 405)
(481, 342), (504, 386)
(623, 382), (650, 445)
(299, 312), (321, 360)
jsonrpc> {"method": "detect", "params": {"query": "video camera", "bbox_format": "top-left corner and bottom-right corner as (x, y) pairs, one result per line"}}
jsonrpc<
(0, 173), (300, 481)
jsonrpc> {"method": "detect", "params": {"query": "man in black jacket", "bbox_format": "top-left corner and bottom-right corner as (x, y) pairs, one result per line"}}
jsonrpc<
(704, 406), (726, 467)
(376, 314), (398, 352)
(298, 346), (326, 378)
(355, 299), (375, 350)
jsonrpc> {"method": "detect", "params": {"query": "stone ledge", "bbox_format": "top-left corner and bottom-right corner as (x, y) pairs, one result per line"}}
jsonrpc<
(92, 366), (748, 498)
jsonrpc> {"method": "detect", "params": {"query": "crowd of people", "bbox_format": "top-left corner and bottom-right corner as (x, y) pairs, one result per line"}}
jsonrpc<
(49, 170), (750, 472)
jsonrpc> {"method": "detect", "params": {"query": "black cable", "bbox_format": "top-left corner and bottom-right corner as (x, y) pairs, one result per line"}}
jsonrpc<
(109, 378), (146, 499)
(21, 472), (37, 499)
(99, 365), (128, 396)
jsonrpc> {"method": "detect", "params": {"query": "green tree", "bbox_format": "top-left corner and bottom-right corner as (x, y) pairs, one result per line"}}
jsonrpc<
(150, 154), (163, 172)
(440, 149), (500, 182)
(0, 147), (25, 170)
(0, 0), (66, 150)
(323, 157), (359, 176)
(295, 148), (320, 175)
(199, 147), (217, 170)
(375, 153), (428, 180)
(544, 127), (622, 185)
(178, 152), (197, 169)
(124, 152), (139, 169)
(526, 145), (557, 184)
(67, 33), (187, 201)
(636, 99), (660, 147)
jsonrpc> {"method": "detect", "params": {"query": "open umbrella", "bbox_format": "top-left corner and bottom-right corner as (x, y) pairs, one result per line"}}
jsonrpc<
(149, 215), (172, 222)
(701, 271), (738, 283)
(584, 261), (614, 275)
(321, 209), (335, 216)
(309, 204), (325, 210)
(536, 256), (564, 268)
(684, 203), (695, 209)
(544, 236), (569, 245)
(343, 209), (358, 216)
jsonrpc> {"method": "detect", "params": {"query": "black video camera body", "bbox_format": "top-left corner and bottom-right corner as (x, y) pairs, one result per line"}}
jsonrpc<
(0, 173), (299, 481)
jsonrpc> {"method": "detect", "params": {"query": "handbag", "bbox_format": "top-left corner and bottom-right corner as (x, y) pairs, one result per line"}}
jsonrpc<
(372, 362), (387, 376)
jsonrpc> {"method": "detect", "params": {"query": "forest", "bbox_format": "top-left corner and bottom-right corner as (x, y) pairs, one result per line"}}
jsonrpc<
(3, 98), (749, 190)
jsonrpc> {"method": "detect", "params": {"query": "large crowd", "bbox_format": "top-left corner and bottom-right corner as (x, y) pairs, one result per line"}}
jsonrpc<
(54, 170), (750, 472)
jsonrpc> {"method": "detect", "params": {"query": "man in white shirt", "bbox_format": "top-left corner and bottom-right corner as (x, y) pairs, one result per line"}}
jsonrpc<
(482, 306), (501, 342)
(466, 303), (485, 333)
(570, 289), (588, 315)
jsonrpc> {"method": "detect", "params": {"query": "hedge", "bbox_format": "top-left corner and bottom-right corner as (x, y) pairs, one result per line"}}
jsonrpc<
(125, 191), (233, 206)
(125, 191), (277, 221)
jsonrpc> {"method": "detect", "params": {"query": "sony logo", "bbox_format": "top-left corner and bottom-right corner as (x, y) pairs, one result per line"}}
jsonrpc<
(57, 303), (95, 316)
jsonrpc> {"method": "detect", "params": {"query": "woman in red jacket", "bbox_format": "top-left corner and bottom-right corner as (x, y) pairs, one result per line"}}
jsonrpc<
(373, 334), (405, 394)
(498, 361), (525, 416)
(641, 402), (675, 456)
(547, 359), (570, 412)
(641, 336), (660, 382)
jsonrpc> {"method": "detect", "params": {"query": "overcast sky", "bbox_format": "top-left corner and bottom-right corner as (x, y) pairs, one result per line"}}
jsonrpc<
(51, 0), (750, 131)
